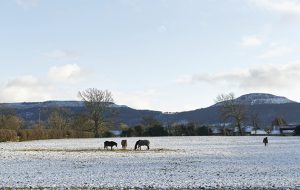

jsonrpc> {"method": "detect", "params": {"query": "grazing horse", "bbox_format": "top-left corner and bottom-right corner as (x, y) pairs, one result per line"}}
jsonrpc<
(104, 141), (117, 150)
(134, 140), (150, 150)
(121, 140), (127, 149)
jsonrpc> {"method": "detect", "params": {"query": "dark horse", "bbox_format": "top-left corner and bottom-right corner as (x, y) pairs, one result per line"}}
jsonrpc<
(104, 141), (117, 150)
(134, 140), (150, 150)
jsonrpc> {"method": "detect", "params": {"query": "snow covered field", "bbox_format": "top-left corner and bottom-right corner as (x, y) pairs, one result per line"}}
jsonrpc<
(0, 136), (300, 189)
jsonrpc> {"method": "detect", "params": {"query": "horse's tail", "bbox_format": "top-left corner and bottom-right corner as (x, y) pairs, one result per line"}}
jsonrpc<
(134, 140), (140, 150)
(147, 140), (150, 150)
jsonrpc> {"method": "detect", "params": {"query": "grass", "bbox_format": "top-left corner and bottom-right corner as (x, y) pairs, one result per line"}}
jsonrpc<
(1, 187), (297, 190)
(16, 148), (177, 153)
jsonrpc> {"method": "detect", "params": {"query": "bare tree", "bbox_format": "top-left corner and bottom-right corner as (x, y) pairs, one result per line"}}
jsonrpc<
(0, 105), (23, 130)
(78, 88), (114, 137)
(272, 116), (287, 126)
(249, 111), (260, 129)
(216, 93), (246, 135)
(48, 107), (69, 130)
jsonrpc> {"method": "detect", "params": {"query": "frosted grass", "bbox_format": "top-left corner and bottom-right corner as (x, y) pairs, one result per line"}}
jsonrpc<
(0, 136), (300, 189)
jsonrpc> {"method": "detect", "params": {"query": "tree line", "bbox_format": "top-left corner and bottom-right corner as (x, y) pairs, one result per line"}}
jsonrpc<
(215, 92), (300, 136)
(0, 88), (113, 142)
(118, 116), (210, 137)
(0, 106), (96, 142)
(1, 89), (300, 142)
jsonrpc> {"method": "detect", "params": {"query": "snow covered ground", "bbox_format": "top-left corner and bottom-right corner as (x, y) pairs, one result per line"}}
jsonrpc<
(0, 136), (300, 189)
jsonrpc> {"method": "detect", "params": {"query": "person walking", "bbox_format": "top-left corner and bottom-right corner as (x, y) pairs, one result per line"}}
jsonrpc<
(263, 137), (268, 146)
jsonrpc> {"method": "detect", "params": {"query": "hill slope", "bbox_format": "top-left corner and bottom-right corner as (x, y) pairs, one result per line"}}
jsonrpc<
(1, 93), (299, 127)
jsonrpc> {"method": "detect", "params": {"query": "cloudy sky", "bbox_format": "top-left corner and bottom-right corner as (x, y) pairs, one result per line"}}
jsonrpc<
(1, 0), (300, 112)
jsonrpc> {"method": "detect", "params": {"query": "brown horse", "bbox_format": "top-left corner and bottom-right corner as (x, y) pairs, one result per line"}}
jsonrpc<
(121, 140), (127, 149)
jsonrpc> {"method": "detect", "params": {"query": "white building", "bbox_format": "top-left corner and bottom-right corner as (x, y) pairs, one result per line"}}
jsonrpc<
(270, 126), (281, 136)
(251, 129), (267, 136)
(211, 127), (222, 135)
(244, 126), (254, 135)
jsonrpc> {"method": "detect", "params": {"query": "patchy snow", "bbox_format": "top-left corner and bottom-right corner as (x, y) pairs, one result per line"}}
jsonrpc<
(214, 93), (296, 107)
(0, 137), (300, 189)
(237, 93), (295, 105)
(1, 101), (128, 109)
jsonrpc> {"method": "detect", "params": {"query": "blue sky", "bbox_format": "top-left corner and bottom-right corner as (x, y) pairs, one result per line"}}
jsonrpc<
(1, 0), (300, 111)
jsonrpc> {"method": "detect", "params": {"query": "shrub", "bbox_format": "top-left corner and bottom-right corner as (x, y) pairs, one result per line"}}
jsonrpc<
(196, 126), (210, 136)
(295, 125), (300, 136)
(0, 129), (18, 142)
(0, 125), (96, 142)
(102, 130), (114, 137)
(145, 125), (168, 136)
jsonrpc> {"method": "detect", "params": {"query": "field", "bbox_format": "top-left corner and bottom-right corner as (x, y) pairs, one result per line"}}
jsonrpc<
(0, 136), (300, 189)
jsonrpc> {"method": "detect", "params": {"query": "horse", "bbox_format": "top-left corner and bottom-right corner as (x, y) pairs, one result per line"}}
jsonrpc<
(134, 140), (150, 150)
(121, 140), (127, 149)
(104, 141), (117, 150)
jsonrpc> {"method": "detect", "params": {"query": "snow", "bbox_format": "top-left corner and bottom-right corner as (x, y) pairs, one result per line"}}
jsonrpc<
(253, 129), (268, 135)
(270, 130), (281, 135)
(250, 97), (293, 105)
(1, 101), (83, 109)
(2, 101), (128, 109)
(237, 93), (295, 105)
(214, 93), (296, 107)
(0, 137), (300, 189)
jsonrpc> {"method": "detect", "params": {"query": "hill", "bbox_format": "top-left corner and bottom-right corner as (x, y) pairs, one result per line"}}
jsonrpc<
(1, 93), (300, 127)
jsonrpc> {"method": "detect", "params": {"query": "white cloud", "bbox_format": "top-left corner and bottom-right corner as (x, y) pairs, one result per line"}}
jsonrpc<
(48, 64), (84, 83)
(16, 0), (39, 9)
(241, 35), (263, 47)
(44, 49), (80, 61)
(176, 75), (194, 84)
(158, 25), (167, 33)
(0, 64), (88, 103)
(0, 75), (54, 102)
(120, 0), (143, 13)
(177, 61), (300, 91)
(260, 45), (293, 59)
(251, 0), (300, 15)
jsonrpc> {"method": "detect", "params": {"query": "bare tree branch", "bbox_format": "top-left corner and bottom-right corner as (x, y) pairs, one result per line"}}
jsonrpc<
(216, 93), (246, 135)
(78, 88), (114, 137)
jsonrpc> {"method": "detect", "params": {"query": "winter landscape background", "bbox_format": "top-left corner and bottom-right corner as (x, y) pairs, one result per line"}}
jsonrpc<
(2, 93), (300, 127)
(2, 0), (300, 189)
(1, 136), (299, 189)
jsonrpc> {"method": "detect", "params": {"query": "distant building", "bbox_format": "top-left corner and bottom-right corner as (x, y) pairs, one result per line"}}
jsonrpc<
(251, 128), (267, 136)
(211, 127), (222, 136)
(279, 125), (297, 136)
(110, 130), (122, 136)
(243, 126), (254, 136)
(233, 127), (241, 136)
(270, 126), (281, 136)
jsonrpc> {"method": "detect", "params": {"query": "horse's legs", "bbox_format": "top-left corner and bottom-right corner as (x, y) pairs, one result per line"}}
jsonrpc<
(147, 145), (149, 150)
